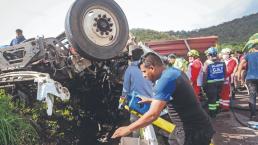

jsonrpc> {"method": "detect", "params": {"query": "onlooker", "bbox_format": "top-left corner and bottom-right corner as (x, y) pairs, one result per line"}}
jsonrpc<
(10, 29), (26, 46)
(237, 43), (258, 121)
(167, 53), (177, 67)
(167, 53), (188, 72)
(122, 47), (153, 137)
(236, 50), (243, 63)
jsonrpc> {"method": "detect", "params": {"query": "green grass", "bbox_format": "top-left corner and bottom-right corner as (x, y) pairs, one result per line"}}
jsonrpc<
(0, 90), (39, 145)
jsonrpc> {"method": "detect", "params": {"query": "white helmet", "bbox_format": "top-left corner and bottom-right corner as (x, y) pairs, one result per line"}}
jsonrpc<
(221, 48), (232, 55)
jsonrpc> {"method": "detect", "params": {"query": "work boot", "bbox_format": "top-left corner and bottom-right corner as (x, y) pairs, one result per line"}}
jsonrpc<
(209, 110), (216, 118)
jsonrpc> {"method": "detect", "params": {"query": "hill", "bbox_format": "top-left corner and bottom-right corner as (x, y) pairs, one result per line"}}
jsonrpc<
(168, 13), (258, 45)
(130, 28), (177, 42)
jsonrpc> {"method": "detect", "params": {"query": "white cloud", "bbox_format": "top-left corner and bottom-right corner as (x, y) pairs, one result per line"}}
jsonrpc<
(0, 0), (257, 44)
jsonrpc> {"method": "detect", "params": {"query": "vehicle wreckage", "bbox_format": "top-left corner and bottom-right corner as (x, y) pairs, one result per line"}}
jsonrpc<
(0, 0), (132, 144)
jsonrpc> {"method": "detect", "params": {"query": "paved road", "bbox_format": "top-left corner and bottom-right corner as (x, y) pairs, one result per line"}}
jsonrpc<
(212, 90), (258, 145)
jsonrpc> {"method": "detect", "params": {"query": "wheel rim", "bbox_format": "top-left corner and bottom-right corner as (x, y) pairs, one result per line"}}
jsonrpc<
(82, 6), (119, 47)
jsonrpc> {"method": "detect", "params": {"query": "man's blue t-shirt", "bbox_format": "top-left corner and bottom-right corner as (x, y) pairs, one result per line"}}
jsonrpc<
(244, 52), (258, 80)
(152, 67), (213, 131)
(153, 67), (181, 101)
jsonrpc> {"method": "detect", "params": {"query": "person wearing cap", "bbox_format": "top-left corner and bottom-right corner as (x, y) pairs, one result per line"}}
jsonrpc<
(186, 49), (203, 101)
(167, 53), (177, 67)
(219, 48), (238, 111)
(122, 47), (153, 137)
(237, 41), (258, 121)
(168, 53), (188, 72)
(203, 47), (226, 118)
(10, 29), (26, 46)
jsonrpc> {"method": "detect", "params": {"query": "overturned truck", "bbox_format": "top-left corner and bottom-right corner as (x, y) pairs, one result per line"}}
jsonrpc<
(0, 0), (129, 144)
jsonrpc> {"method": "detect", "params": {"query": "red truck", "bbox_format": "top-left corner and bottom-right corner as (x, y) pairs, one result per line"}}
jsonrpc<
(145, 36), (218, 61)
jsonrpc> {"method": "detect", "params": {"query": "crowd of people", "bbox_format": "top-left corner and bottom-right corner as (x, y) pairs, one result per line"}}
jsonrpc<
(112, 37), (258, 145)
(165, 46), (257, 120)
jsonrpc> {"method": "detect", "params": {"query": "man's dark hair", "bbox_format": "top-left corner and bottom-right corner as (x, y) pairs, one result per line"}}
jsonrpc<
(16, 29), (23, 33)
(132, 48), (144, 61)
(139, 52), (163, 68)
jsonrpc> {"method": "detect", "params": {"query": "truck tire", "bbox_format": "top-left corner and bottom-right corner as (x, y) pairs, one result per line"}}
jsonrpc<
(65, 0), (129, 60)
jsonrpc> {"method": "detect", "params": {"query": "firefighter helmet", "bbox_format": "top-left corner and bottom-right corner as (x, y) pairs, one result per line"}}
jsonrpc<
(221, 48), (232, 55)
(187, 49), (200, 57)
(207, 47), (218, 56)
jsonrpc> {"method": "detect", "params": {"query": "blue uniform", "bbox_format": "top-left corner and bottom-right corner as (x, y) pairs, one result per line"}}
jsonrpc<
(204, 60), (225, 117)
(206, 62), (225, 83)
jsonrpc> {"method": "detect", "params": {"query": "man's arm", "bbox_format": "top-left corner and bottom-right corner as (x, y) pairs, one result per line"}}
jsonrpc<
(111, 100), (166, 138)
(237, 59), (247, 82)
(122, 68), (131, 96)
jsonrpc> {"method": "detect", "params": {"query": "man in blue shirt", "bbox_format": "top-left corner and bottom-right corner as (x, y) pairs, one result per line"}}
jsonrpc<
(237, 43), (258, 121)
(113, 52), (214, 145)
(122, 48), (153, 137)
(122, 48), (153, 98)
(10, 29), (26, 46)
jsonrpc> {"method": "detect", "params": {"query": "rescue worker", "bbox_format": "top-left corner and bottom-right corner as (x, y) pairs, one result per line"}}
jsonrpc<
(112, 52), (215, 145)
(220, 48), (238, 111)
(237, 42), (258, 121)
(203, 47), (226, 118)
(122, 48), (153, 137)
(186, 49), (203, 101)
(10, 29), (26, 46)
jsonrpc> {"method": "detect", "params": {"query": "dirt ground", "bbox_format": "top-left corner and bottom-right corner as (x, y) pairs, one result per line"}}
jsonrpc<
(212, 90), (258, 145)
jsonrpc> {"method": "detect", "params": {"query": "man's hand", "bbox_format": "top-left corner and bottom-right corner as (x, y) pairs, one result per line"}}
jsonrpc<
(112, 100), (166, 139)
(111, 126), (132, 138)
(138, 96), (153, 104)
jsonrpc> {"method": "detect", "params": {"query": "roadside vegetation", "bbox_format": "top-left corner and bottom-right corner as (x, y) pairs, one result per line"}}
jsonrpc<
(0, 90), (39, 145)
(131, 13), (258, 52)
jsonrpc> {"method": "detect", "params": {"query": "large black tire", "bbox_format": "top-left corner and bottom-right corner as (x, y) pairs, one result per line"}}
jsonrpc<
(65, 0), (129, 60)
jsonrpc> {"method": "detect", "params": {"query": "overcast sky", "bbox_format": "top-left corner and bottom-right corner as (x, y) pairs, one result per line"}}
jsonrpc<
(0, 0), (257, 44)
